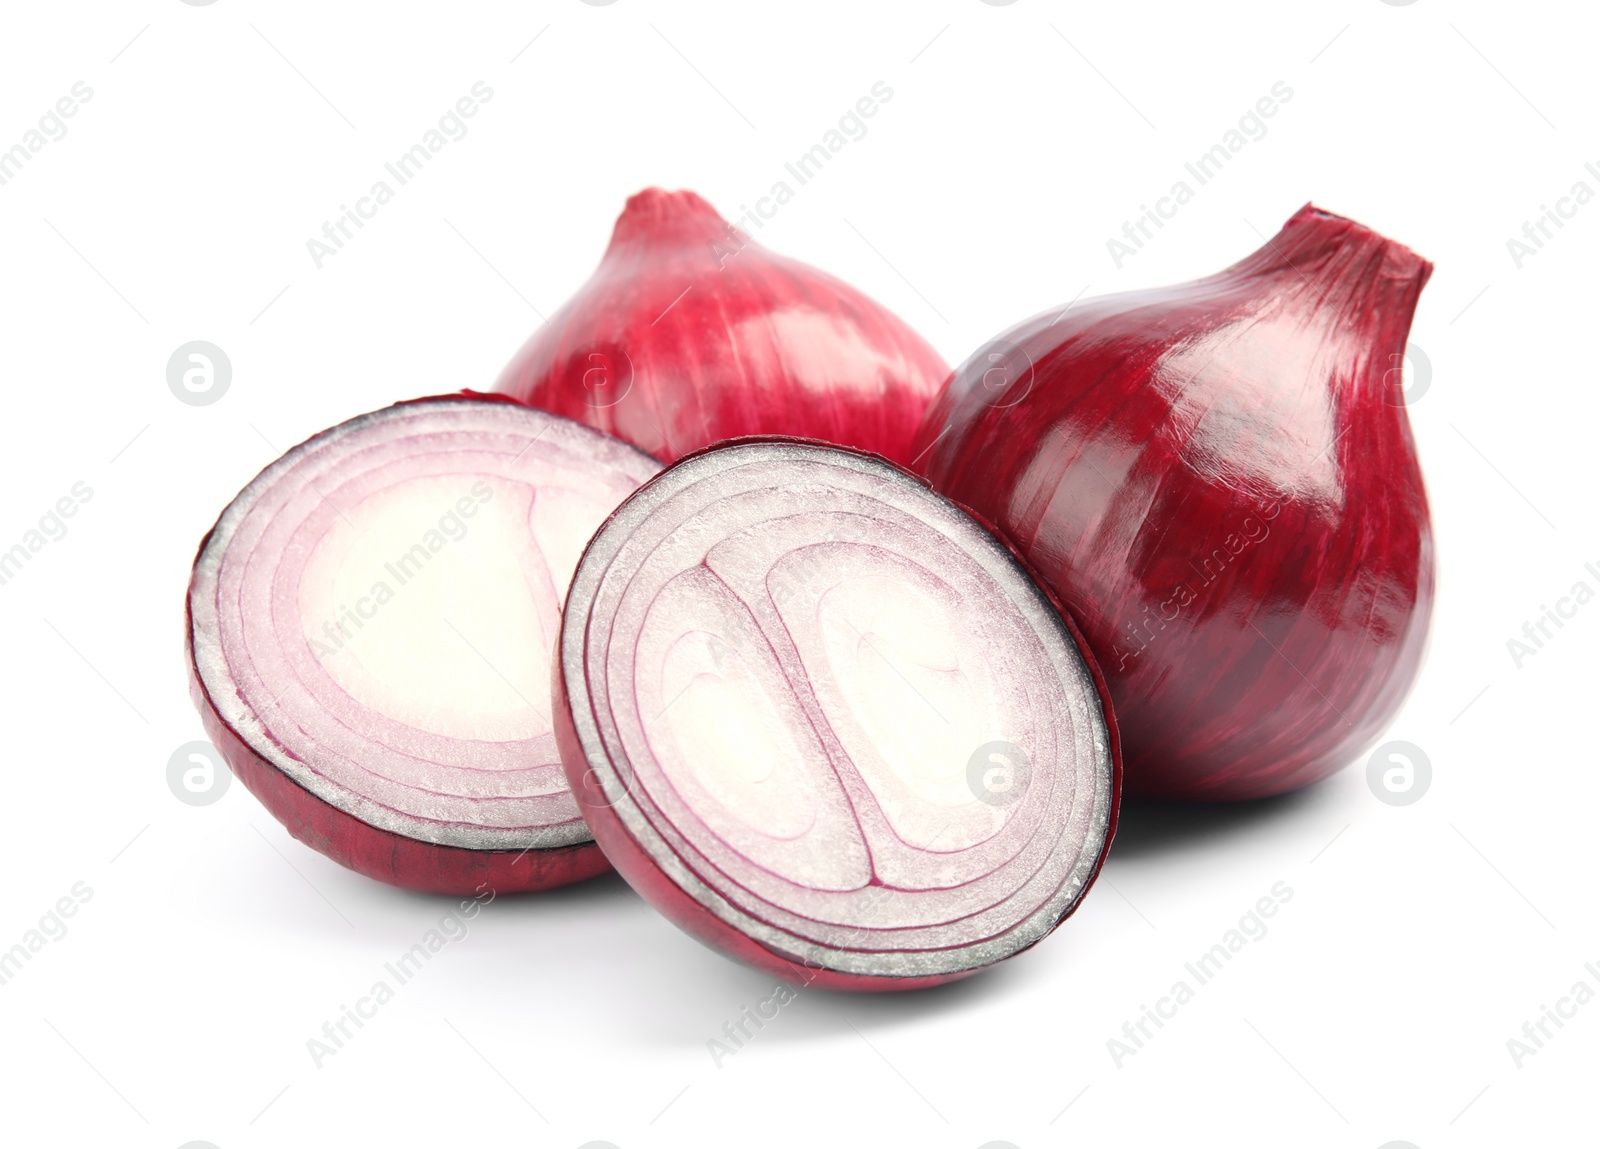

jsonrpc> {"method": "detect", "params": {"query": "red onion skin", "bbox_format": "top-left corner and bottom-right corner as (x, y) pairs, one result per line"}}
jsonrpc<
(913, 205), (1433, 802)
(494, 189), (949, 467)
(553, 436), (1121, 990)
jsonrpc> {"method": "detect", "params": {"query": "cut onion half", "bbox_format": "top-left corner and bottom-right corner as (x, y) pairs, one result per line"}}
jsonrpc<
(555, 438), (1120, 989)
(186, 395), (660, 894)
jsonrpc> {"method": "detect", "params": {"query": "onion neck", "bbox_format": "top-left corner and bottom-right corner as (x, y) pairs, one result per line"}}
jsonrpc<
(1230, 203), (1432, 317)
(1226, 204), (1433, 396)
(606, 187), (747, 253)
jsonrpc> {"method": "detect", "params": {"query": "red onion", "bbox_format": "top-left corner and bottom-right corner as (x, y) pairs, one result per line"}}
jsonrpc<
(553, 438), (1119, 989)
(913, 205), (1434, 802)
(493, 188), (949, 467)
(186, 395), (659, 893)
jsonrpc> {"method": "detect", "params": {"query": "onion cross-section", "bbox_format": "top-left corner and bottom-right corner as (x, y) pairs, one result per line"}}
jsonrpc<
(554, 438), (1120, 990)
(186, 395), (660, 894)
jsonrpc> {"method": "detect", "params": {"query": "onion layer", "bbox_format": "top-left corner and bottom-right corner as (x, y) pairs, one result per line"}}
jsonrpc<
(186, 395), (659, 893)
(554, 438), (1119, 989)
(494, 188), (950, 467)
(914, 205), (1434, 801)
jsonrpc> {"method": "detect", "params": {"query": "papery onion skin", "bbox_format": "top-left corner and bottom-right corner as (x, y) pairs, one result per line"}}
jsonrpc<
(494, 188), (950, 467)
(913, 205), (1434, 802)
(554, 436), (1121, 991)
(185, 393), (655, 895)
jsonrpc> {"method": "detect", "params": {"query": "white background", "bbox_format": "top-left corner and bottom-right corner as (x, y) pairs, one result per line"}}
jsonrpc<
(0, 2), (1593, 1147)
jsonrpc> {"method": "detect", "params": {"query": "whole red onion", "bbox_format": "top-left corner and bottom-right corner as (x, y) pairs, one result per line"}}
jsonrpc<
(913, 205), (1434, 801)
(494, 188), (949, 467)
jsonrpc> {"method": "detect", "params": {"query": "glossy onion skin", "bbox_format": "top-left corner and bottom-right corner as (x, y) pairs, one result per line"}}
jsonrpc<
(494, 188), (949, 467)
(913, 205), (1434, 801)
(553, 436), (1122, 991)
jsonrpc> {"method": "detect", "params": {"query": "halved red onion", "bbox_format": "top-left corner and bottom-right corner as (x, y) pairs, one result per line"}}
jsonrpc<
(554, 439), (1120, 990)
(186, 395), (660, 894)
